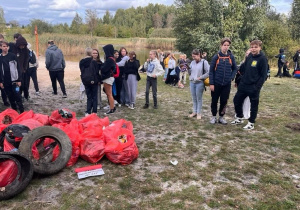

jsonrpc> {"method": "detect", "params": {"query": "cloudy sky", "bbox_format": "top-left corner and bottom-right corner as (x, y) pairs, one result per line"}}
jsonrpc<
(1, 0), (293, 26)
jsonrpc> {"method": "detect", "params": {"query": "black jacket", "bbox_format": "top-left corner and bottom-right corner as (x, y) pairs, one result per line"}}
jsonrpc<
(101, 44), (115, 81)
(209, 50), (237, 86)
(124, 59), (140, 79)
(79, 57), (100, 85)
(0, 52), (22, 85)
(239, 51), (268, 90)
(15, 36), (29, 73)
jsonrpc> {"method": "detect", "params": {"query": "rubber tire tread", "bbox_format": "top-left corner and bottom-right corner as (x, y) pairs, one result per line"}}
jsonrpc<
(0, 152), (34, 200)
(18, 126), (72, 175)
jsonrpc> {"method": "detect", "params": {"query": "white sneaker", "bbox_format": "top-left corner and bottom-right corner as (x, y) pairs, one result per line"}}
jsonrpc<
(97, 105), (101, 110)
(243, 122), (254, 130)
(128, 104), (135, 110)
(103, 105), (110, 110)
(85, 113), (89, 117)
(125, 104), (130, 107)
(114, 100), (119, 105)
(231, 118), (244, 125)
(210, 116), (217, 124)
(218, 116), (227, 124)
(35, 91), (41, 95)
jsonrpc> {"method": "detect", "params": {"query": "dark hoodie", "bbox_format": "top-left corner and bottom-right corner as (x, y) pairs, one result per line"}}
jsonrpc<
(79, 57), (100, 85)
(275, 48), (285, 65)
(239, 51), (268, 90)
(101, 44), (115, 81)
(15, 36), (29, 73)
(209, 50), (237, 86)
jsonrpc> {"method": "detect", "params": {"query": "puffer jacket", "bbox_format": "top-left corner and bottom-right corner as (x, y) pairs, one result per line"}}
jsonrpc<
(209, 50), (237, 86)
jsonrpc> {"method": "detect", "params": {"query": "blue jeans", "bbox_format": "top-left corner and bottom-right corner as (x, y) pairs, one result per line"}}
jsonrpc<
(163, 68), (169, 79)
(190, 82), (205, 114)
(85, 84), (98, 114)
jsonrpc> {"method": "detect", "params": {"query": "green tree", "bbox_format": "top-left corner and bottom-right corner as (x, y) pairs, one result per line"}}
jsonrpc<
(173, 0), (269, 61)
(70, 13), (83, 34)
(0, 6), (5, 32)
(103, 10), (112, 24)
(85, 9), (98, 36)
(290, 0), (300, 40)
(28, 19), (53, 35)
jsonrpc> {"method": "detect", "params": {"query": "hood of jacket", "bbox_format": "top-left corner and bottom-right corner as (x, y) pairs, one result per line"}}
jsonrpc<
(47, 44), (58, 51)
(16, 36), (28, 48)
(279, 48), (284, 53)
(251, 51), (265, 58)
(80, 57), (93, 68)
(103, 44), (114, 59)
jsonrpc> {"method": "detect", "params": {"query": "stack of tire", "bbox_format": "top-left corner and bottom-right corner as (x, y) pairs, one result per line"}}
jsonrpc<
(0, 126), (72, 200)
(294, 68), (300, 78)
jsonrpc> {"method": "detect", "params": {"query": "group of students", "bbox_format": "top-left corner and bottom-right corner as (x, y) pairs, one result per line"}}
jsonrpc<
(0, 33), (39, 114)
(187, 38), (268, 130)
(79, 45), (143, 116)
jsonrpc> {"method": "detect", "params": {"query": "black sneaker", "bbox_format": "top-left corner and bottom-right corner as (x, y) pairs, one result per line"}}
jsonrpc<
(154, 105), (158, 109)
(143, 104), (149, 109)
(62, 94), (67, 98)
(105, 109), (115, 115)
(52, 92), (57, 95)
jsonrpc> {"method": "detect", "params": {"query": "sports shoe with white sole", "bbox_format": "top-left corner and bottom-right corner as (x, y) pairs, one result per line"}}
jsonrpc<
(231, 118), (244, 125)
(210, 116), (217, 124)
(218, 116), (227, 124)
(243, 122), (254, 130)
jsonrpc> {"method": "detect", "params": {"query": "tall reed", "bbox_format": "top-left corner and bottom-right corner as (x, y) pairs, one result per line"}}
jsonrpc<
(24, 33), (98, 56)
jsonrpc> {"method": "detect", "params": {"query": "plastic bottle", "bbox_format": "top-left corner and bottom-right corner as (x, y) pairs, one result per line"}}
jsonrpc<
(15, 86), (19, 92)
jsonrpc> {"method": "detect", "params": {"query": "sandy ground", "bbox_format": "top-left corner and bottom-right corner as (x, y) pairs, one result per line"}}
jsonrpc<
(9, 56), (89, 116)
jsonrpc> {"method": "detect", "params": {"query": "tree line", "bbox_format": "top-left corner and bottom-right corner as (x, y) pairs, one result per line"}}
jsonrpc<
(2, 1), (300, 64)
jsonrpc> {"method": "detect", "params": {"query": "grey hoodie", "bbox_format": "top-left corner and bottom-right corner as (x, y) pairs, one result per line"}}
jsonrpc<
(45, 44), (65, 71)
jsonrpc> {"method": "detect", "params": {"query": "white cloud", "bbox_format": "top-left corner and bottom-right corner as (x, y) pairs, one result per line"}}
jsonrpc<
(49, 0), (80, 10)
(270, 0), (292, 14)
(59, 11), (76, 18)
(28, 0), (41, 3)
(29, 4), (41, 9)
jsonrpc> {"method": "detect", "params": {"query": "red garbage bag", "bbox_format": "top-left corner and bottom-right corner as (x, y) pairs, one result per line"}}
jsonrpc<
(49, 109), (76, 125)
(13, 110), (34, 123)
(103, 119), (133, 144)
(13, 119), (43, 130)
(80, 126), (105, 164)
(0, 124), (8, 133)
(104, 128), (139, 165)
(78, 114), (109, 130)
(0, 109), (19, 125)
(33, 113), (50, 125)
(0, 159), (18, 187)
(53, 119), (82, 166)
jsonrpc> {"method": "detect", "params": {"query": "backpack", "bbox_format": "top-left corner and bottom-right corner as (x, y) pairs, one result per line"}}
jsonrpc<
(109, 57), (120, 78)
(80, 60), (97, 85)
(214, 54), (232, 70)
(28, 49), (36, 65)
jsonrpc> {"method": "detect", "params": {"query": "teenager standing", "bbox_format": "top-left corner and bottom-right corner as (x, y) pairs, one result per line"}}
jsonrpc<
(231, 40), (268, 130)
(209, 38), (237, 124)
(143, 50), (165, 109)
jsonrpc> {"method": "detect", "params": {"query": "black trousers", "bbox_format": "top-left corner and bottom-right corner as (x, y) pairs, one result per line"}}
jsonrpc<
(276, 63), (283, 76)
(145, 76), (157, 106)
(170, 75), (179, 85)
(4, 84), (24, 113)
(234, 85), (260, 123)
(1, 88), (8, 104)
(26, 67), (39, 92)
(49, 70), (66, 94)
(20, 73), (29, 100)
(85, 84), (98, 114)
(211, 83), (231, 117)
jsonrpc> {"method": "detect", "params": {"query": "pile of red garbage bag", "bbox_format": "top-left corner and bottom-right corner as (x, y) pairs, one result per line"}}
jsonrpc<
(0, 108), (139, 167)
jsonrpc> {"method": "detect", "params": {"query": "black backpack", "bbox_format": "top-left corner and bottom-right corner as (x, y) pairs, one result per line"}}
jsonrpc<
(28, 49), (36, 64)
(81, 60), (97, 85)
